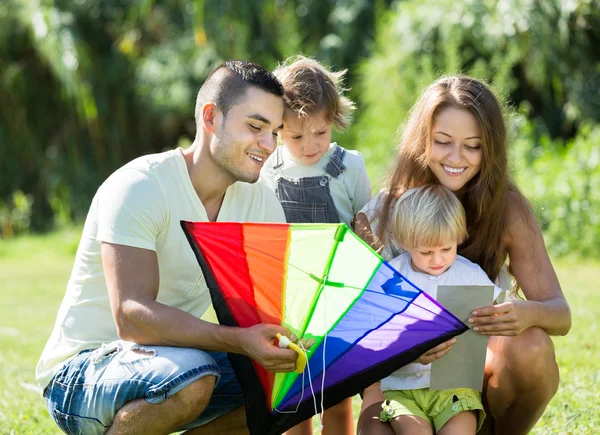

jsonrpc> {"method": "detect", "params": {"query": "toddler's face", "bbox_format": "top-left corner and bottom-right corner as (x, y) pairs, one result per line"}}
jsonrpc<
(280, 110), (332, 165)
(404, 241), (458, 276)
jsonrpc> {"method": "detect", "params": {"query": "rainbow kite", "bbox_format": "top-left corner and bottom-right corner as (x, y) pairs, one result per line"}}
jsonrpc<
(181, 222), (467, 435)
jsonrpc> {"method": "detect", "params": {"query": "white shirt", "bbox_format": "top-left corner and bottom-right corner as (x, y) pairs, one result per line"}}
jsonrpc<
(259, 143), (372, 227)
(380, 252), (503, 391)
(36, 149), (286, 391)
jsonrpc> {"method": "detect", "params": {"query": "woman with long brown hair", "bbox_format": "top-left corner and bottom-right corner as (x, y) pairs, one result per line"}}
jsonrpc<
(354, 75), (571, 435)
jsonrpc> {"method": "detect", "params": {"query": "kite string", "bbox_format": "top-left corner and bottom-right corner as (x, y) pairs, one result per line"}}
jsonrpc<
(299, 341), (320, 421)
(318, 325), (327, 433)
(273, 366), (306, 414)
(273, 341), (320, 421)
(315, 275), (329, 434)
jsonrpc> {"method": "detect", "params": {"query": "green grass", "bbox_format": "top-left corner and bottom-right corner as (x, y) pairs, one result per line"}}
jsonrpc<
(0, 230), (598, 434)
(0, 228), (81, 434)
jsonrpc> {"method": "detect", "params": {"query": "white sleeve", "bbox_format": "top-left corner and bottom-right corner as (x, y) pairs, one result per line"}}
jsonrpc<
(260, 185), (287, 223)
(358, 192), (386, 223)
(258, 152), (277, 192)
(352, 158), (373, 215)
(474, 265), (505, 303)
(96, 168), (167, 251)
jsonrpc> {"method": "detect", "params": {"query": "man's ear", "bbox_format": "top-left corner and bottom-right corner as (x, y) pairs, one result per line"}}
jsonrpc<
(201, 102), (219, 133)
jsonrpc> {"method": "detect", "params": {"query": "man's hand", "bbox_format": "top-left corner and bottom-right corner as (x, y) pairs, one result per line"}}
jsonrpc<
(416, 338), (457, 365)
(240, 324), (299, 372)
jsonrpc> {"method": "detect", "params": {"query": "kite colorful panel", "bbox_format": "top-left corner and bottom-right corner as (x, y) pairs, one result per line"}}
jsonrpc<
(181, 221), (468, 435)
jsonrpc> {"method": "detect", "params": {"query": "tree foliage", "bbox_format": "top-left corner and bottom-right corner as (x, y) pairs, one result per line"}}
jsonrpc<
(0, 0), (387, 232)
(353, 0), (600, 177)
(1, 0), (599, 257)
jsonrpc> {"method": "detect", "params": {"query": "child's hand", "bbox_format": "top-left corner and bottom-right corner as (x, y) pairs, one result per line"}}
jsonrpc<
(416, 338), (457, 365)
(298, 337), (316, 350)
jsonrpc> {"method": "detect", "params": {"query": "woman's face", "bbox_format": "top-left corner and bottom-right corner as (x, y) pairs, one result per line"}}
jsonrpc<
(428, 106), (483, 192)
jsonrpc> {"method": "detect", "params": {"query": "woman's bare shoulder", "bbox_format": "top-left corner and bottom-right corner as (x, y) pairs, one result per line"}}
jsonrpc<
(503, 190), (539, 246)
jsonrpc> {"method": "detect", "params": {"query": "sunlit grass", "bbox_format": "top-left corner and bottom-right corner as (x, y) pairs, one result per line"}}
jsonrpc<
(0, 228), (81, 434)
(0, 231), (598, 433)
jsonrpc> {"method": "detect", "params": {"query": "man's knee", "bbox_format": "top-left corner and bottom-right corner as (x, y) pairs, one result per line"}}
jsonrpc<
(168, 375), (217, 424)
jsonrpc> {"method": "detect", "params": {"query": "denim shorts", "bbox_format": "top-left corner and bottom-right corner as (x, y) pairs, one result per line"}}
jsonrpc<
(43, 341), (244, 434)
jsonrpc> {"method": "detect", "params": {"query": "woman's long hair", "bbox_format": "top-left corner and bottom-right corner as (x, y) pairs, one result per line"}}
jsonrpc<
(377, 75), (518, 280)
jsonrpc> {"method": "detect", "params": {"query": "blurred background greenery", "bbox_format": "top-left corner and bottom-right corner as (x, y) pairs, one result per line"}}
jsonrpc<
(1, 0), (599, 258)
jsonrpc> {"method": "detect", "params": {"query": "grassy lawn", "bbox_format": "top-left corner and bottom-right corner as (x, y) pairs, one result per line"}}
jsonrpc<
(0, 229), (598, 434)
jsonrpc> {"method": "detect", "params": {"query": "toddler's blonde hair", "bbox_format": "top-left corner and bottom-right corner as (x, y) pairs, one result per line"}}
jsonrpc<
(392, 184), (468, 249)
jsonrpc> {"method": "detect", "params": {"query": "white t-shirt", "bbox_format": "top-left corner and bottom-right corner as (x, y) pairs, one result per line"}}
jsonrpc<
(259, 143), (372, 227)
(36, 149), (286, 391)
(380, 252), (503, 392)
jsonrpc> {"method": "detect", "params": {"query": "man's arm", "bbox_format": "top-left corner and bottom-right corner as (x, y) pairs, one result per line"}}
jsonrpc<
(102, 242), (298, 372)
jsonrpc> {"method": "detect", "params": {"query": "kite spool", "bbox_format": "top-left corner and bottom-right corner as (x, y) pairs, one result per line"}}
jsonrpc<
(277, 333), (307, 374)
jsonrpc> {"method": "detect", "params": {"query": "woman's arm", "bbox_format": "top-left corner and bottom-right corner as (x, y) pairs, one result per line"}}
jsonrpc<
(469, 192), (571, 336)
(353, 212), (382, 252)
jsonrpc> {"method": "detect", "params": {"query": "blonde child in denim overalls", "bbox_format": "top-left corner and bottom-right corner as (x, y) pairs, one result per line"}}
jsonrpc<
(260, 55), (372, 434)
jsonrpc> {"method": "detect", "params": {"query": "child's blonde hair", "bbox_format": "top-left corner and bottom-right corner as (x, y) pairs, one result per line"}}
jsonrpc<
(392, 184), (468, 249)
(273, 55), (356, 130)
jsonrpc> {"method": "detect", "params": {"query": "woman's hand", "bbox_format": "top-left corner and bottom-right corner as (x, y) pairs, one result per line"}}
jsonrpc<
(416, 338), (457, 365)
(468, 300), (537, 336)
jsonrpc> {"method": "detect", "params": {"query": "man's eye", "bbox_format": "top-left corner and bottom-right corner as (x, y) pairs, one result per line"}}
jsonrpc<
(249, 125), (261, 131)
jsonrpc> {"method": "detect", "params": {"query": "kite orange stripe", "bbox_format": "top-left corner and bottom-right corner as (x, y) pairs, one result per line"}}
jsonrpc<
(244, 223), (288, 325)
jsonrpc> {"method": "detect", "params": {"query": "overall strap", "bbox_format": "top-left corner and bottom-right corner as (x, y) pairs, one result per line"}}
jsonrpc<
(323, 144), (347, 178)
(272, 145), (285, 170)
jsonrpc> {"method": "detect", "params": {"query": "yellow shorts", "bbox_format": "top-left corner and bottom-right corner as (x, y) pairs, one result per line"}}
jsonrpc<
(380, 388), (485, 432)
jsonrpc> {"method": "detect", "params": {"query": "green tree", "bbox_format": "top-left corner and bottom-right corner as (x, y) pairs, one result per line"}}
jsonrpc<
(354, 0), (600, 177)
(0, 0), (389, 233)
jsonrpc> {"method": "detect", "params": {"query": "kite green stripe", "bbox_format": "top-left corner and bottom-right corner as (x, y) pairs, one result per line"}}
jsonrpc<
(272, 224), (337, 409)
(273, 226), (382, 408)
(297, 224), (347, 339)
(309, 273), (345, 287)
(274, 225), (344, 408)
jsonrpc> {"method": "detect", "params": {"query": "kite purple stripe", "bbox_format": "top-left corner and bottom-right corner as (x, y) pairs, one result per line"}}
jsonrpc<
(278, 293), (462, 409)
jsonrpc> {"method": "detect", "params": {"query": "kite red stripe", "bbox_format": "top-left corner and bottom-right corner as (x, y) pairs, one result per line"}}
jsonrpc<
(186, 222), (260, 327)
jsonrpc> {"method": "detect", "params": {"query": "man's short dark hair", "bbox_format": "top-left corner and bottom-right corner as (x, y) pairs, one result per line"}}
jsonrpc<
(194, 60), (284, 130)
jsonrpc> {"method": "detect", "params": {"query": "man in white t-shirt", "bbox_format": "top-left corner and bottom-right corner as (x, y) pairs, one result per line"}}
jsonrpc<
(36, 60), (298, 435)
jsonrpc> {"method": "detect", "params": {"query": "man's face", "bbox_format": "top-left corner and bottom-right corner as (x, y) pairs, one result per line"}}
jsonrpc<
(211, 87), (284, 183)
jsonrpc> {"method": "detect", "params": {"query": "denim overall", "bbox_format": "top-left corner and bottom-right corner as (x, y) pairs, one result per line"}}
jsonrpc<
(273, 144), (347, 224)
